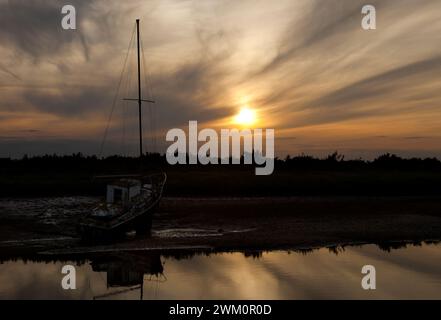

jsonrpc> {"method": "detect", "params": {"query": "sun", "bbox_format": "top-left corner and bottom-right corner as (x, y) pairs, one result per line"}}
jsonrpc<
(234, 107), (257, 126)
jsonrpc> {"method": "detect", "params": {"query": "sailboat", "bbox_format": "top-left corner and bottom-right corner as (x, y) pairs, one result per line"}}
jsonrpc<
(78, 19), (167, 242)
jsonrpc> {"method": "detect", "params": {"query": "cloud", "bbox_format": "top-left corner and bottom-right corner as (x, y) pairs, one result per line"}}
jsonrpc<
(0, 63), (21, 80)
(278, 55), (441, 128)
(0, 0), (91, 61)
(240, 0), (441, 132)
(255, 0), (367, 76)
(1, 0), (441, 158)
(312, 56), (441, 109)
(22, 86), (111, 117)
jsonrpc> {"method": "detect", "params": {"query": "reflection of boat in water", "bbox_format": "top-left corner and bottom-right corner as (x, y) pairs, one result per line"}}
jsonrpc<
(90, 251), (165, 300)
(78, 19), (166, 242)
(0, 247), (165, 300)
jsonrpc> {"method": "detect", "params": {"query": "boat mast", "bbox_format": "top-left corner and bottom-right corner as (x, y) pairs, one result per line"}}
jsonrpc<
(136, 19), (143, 159)
(123, 19), (155, 163)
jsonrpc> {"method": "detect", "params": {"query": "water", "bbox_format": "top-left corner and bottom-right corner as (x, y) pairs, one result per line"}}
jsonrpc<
(0, 243), (440, 299)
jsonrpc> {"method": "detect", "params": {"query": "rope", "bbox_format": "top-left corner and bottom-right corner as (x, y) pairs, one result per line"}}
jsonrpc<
(141, 38), (157, 154)
(122, 37), (135, 157)
(99, 23), (136, 158)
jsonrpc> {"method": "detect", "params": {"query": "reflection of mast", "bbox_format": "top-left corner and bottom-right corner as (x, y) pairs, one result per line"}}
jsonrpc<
(140, 279), (143, 300)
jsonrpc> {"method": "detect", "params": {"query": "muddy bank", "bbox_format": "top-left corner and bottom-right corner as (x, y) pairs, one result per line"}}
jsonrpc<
(153, 196), (441, 250)
(0, 196), (441, 255)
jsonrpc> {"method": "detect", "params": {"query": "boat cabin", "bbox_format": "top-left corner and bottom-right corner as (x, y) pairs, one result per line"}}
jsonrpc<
(106, 179), (142, 205)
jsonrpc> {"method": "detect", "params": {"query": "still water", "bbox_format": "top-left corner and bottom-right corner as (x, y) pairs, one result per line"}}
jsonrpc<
(0, 243), (440, 299)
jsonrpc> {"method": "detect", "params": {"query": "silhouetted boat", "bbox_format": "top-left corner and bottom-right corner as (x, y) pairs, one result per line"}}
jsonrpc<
(78, 19), (166, 242)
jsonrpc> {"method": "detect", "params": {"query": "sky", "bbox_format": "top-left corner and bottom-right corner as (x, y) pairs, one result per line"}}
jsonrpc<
(1, 0), (441, 159)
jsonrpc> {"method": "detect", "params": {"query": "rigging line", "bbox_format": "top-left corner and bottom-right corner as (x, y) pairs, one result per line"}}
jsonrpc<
(140, 39), (149, 155)
(148, 104), (154, 154)
(121, 38), (133, 157)
(121, 59), (131, 157)
(132, 30), (142, 158)
(128, 33), (137, 157)
(122, 38), (135, 158)
(140, 38), (157, 154)
(121, 65), (128, 155)
(99, 23), (136, 158)
(140, 38), (153, 99)
(129, 33), (138, 157)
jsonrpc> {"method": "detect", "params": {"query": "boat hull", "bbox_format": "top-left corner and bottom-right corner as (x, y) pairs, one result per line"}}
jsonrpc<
(78, 173), (166, 243)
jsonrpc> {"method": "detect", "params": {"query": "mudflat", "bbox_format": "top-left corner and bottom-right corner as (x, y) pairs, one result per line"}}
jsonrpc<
(0, 196), (440, 254)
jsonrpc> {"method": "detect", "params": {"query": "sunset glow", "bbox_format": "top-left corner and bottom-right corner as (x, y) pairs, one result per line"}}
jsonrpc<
(0, 1), (441, 159)
(234, 107), (257, 127)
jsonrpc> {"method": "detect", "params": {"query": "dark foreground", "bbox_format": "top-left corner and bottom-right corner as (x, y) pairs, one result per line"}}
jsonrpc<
(0, 197), (440, 255)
